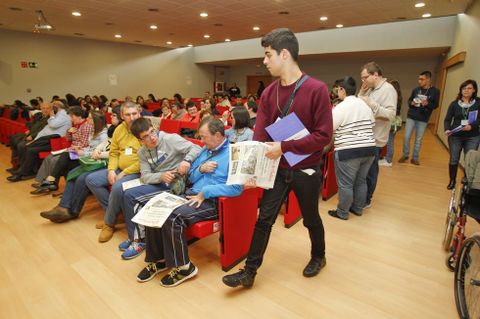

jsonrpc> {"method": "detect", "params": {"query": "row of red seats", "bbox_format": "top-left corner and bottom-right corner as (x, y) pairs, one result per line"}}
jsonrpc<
(0, 108), (30, 145)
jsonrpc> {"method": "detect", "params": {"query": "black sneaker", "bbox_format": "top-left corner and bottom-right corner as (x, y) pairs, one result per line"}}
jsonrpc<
(303, 257), (326, 277)
(222, 268), (256, 288)
(137, 262), (167, 283)
(160, 263), (198, 287)
(328, 209), (348, 220)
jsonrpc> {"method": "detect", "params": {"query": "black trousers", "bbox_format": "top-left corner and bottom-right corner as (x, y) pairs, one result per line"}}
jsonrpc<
(18, 134), (59, 176)
(245, 167), (325, 273)
(51, 152), (79, 181)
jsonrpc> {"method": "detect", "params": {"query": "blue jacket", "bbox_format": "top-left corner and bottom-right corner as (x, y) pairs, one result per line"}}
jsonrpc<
(188, 139), (242, 199)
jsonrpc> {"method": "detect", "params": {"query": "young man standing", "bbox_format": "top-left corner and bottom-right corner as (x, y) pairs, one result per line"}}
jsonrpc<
(222, 28), (333, 288)
(399, 71), (440, 165)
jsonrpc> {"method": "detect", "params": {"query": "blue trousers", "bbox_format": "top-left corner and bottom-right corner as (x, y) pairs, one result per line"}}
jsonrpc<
(402, 118), (428, 161)
(59, 167), (95, 216)
(366, 147), (382, 203)
(123, 183), (169, 241)
(85, 168), (139, 226)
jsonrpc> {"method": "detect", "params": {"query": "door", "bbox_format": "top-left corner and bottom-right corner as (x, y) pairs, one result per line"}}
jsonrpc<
(246, 75), (274, 97)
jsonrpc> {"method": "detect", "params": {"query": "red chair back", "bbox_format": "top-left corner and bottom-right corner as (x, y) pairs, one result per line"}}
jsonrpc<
(184, 137), (205, 147)
(159, 119), (181, 134)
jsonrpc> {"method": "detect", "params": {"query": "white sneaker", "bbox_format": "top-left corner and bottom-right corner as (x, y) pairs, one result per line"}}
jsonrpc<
(378, 159), (392, 167)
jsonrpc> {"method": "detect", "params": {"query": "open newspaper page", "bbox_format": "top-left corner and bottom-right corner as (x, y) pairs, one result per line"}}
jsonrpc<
(132, 192), (188, 228)
(226, 141), (280, 189)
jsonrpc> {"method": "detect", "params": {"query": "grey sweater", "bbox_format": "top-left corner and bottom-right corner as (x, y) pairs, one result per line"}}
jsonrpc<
(358, 79), (397, 147)
(137, 132), (201, 184)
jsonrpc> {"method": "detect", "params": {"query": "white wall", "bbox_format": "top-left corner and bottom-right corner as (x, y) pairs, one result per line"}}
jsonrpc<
(436, 2), (480, 146)
(0, 29), (213, 103)
(194, 16), (456, 64)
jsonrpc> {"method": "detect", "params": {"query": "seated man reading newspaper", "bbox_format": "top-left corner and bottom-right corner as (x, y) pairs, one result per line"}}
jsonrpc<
(133, 117), (242, 287)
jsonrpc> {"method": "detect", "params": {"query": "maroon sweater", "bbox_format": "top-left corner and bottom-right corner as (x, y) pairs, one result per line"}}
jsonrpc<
(254, 75), (333, 169)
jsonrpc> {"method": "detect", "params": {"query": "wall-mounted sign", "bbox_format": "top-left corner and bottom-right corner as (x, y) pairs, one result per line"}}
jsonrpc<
(20, 61), (38, 68)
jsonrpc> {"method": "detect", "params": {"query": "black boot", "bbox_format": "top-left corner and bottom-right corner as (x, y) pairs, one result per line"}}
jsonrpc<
(447, 164), (458, 190)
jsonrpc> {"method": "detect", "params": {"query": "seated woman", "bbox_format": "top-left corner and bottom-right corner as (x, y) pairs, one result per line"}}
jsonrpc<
(39, 110), (122, 223)
(202, 98), (220, 115)
(32, 109), (107, 194)
(225, 107), (253, 143)
(153, 98), (170, 117)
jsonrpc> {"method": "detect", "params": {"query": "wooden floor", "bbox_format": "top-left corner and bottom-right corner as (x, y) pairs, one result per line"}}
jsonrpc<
(1, 129), (479, 319)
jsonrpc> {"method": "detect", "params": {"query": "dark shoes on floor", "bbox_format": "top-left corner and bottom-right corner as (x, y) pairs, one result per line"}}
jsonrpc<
(30, 180), (58, 195)
(303, 256), (327, 277)
(410, 159), (420, 165)
(7, 174), (35, 182)
(447, 180), (456, 190)
(328, 209), (348, 220)
(40, 207), (76, 223)
(222, 268), (256, 288)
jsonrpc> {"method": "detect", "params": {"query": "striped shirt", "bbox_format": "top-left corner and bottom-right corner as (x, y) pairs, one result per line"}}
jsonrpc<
(332, 96), (376, 151)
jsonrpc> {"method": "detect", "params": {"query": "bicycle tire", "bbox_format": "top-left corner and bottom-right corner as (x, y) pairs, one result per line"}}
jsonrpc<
(454, 234), (480, 319)
(443, 189), (458, 251)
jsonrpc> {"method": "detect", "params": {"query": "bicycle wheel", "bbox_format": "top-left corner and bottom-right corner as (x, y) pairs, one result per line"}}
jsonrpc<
(443, 189), (458, 251)
(454, 234), (480, 319)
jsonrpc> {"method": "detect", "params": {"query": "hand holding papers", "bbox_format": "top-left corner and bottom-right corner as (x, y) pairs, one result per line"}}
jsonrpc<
(265, 112), (311, 166)
(132, 192), (188, 228)
(226, 141), (280, 189)
(448, 110), (478, 136)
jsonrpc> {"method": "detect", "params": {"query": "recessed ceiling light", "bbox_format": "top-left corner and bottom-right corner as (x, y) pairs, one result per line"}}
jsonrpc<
(415, 2), (426, 8)
(72, 11), (81, 17)
(253, 26), (260, 31)
(187, 44), (193, 47)
(114, 34), (122, 38)
(150, 25), (157, 30)
(200, 12), (208, 17)
(422, 13), (431, 18)
(225, 38), (231, 42)
(203, 34), (210, 38)
(336, 24), (343, 28)
(166, 41), (172, 45)
(320, 16), (328, 21)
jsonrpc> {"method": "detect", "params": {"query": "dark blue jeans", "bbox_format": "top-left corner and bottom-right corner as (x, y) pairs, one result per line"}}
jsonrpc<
(59, 168), (95, 216)
(366, 147), (382, 203)
(448, 135), (480, 165)
(245, 167), (325, 273)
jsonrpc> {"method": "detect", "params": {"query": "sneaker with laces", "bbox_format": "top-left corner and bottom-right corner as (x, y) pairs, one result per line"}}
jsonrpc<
(118, 239), (132, 251)
(121, 241), (146, 260)
(160, 263), (198, 287)
(222, 268), (256, 288)
(378, 159), (392, 167)
(137, 262), (167, 283)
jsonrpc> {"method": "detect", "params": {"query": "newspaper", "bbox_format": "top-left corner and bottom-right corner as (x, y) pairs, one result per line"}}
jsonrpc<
(131, 192), (188, 228)
(226, 141), (280, 189)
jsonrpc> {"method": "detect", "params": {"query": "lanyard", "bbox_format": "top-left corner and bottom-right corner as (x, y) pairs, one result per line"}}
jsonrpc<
(276, 75), (309, 118)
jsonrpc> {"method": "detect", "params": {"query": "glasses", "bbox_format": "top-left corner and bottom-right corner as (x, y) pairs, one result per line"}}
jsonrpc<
(360, 74), (371, 81)
(139, 129), (157, 142)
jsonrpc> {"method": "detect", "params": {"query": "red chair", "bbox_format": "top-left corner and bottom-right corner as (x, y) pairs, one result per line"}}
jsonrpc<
(105, 112), (112, 124)
(145, 102), (160, 112)
(185, 188), (258, 271)
(38, 136), (71, 159)
(184, 137), (205, 147)
(216, 106), (230, 115)
(179, 121), (197, 130)
(321, 150), (338, 200)
(159, 119), (181, 134)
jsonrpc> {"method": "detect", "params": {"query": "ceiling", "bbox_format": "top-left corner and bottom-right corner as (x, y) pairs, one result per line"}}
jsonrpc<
(0, 0), (473, 49)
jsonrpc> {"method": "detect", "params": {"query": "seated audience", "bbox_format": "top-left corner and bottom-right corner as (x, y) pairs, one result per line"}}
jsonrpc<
(180, 101), (200, 123)
(225, 107), (254, 143)
(118, 118), (201, 259)
(171, 102), (186, 121)
(246, 101), (258, 128)
(135, 118), (242, 286)
(39, 111), (122, 223)
(7, 101), (71, 182)
(32, 109), (106, 195)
